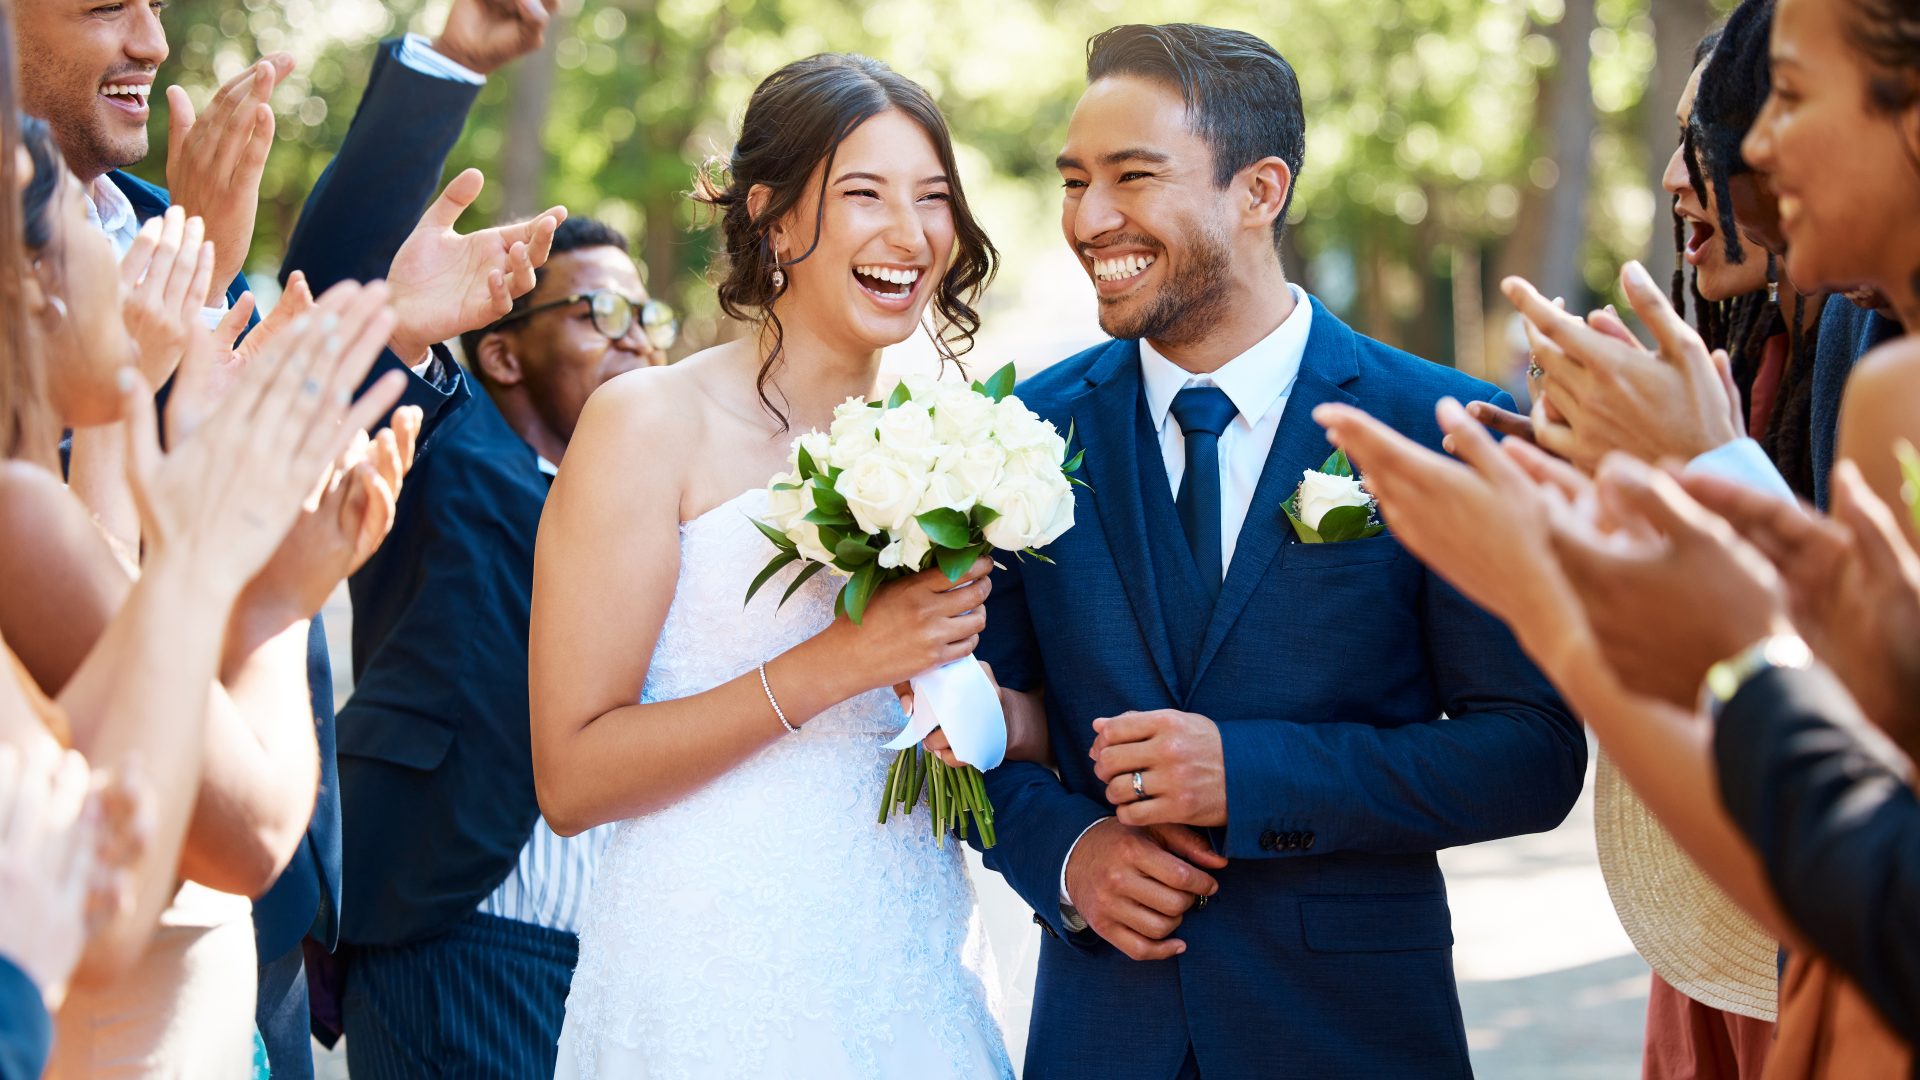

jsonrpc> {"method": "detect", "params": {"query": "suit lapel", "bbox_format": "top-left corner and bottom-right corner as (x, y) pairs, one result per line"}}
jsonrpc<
(1071, 341), (1183, 702)
(1189, 297), (1360, 693)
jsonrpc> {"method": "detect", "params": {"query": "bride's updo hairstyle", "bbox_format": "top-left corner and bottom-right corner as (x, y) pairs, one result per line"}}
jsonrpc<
(693, 53), (998, 429)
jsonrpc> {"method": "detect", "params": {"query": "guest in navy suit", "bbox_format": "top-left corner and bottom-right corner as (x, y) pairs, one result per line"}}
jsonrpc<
(335, 217), (668, 1079)
(975, 25), (1583, 1079)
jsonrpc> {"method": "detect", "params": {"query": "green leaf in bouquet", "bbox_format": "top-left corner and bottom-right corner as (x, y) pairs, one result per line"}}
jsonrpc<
(1898, 439), (1920, 531)
(796, 443), (821, 481)
(886, 381), (913, 408)
(832, 537), (878, 570)
(1281, 500), (1325, 544)
(770, 481), (802, 492)
(983, 363), (1017, 403)
(971, 506), (1001, 528)
(815, 523), (845, 554)
(749, 516), (798, 552)
(803, 506), (855, 527)
(935, 542), (987, 582)
(782, 560), (828, 605)
(915, 507), (971, 549)
(1313, 504), (1375, 543)
(810, 477), (851, 517)
(970, 380), (987, 396)
(744, 551), (799, 605)
(843, 562), (880, 624)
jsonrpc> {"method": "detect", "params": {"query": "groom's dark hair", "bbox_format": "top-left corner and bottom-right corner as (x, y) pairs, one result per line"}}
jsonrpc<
(1086, 24), (1306, 251)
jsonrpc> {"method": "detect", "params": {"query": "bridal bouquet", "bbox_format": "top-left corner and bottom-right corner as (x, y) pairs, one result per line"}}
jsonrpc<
(746, 363), (1082, 848)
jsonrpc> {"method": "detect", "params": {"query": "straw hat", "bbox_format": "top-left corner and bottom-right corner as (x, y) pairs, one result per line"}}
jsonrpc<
(1593, 750), (1778, 1021)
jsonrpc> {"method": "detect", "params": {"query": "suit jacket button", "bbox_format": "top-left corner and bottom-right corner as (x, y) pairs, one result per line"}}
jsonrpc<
(1302, 831), (1316, 850)
(1259, 829), (1278, 851)
(1286, 831), (1302, 850)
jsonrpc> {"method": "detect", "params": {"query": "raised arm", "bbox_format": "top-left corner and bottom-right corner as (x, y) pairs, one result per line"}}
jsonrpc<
(529, 374), (992, 835)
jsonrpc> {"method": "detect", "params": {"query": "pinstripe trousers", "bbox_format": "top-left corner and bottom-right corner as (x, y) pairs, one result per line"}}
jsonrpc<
(341, 912), (577, 1080)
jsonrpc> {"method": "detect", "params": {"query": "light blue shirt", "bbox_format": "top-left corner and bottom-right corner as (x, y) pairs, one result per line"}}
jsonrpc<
(1686, 437), (1797, 504)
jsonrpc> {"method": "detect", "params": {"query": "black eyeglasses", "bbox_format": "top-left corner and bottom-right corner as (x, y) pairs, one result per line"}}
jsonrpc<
(485, 290), (678, 349)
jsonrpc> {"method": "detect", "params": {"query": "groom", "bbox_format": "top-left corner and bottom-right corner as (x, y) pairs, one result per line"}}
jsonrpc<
(977, 24), (1586, 1078)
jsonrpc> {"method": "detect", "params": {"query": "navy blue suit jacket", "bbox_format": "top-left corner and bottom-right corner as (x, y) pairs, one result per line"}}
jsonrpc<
(977, 297), (1586, 1079)
(112, 37), (476, 960)
(336, 390), (549, 945)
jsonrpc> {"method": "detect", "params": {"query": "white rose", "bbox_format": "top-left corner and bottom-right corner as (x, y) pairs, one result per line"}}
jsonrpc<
(878, 522), (937, 570)
(982, 472), (1075, 551)
(897, 374), (937, 401)
(827, 407), (880, 470)
(876, 399), (937, 453)
(931, 384), (997, 446)
(764, 471), (808, 532)
(990, 398), (1054, 452)
(917, 442), (1005, 515)
(840, 450), (926, 535)
(793, 430), (833, 472)
(1296, 469), (1372, 531)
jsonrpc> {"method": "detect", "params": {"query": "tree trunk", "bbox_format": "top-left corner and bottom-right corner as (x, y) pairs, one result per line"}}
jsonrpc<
(1494, 0), (1597, 306)
(1642, 0), (1717, 296)
(499, 15), (564, 223)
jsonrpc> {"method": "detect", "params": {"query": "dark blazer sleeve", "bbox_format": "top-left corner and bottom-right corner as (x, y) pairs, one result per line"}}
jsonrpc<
(976, 547), (1111, 943)
(277, 38), (480, 435)
(1214, 389), (1587, 860)
(282, 39), (481, 293)
(1715, 663), (1920, 1045)
(0, 956), (50, 1080)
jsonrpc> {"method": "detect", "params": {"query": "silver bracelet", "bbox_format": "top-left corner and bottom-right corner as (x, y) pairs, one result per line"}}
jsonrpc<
(759, 662), (797, 734)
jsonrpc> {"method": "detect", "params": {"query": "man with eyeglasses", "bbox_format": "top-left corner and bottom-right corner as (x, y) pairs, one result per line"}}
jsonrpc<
(333, 216), (672, 1079)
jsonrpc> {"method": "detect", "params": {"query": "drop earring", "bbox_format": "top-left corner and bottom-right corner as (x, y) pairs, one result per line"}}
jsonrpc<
(771, 266), (785, 290)
(48, 295), (66, 319)
(1766, 253), (1780, 304)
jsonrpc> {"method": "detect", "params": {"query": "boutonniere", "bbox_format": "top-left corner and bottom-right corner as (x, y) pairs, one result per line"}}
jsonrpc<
(1282, 449), (1385, 543)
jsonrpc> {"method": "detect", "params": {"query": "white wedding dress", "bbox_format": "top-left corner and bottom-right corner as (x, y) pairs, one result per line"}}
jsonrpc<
(553, 490), (1012, 1080)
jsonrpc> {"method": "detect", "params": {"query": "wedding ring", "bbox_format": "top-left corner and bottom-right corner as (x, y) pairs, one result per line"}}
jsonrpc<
(1131, 770), (1145, 801)
(1526, 355), (1545, 381)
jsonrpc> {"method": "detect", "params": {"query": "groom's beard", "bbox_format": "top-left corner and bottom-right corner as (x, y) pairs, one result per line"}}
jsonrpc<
(1095, 222), (1234, 347)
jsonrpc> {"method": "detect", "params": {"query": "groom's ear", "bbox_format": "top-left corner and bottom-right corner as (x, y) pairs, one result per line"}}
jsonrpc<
(1242, 156), (1293, 234)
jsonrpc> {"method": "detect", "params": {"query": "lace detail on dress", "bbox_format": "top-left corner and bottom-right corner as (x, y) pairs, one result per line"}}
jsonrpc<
(559, 490), (1011, 1080)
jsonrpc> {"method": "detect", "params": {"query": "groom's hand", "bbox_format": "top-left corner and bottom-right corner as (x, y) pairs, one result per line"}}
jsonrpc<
(1065, 820), (1223, 961)
(1090, 710), (1227, 828)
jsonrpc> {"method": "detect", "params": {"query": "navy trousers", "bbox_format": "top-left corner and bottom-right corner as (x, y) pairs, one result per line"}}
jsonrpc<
(342, 912), (577, 1080)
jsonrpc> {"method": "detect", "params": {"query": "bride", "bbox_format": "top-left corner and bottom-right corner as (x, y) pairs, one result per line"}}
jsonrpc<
(532, 53), (1021, 1079)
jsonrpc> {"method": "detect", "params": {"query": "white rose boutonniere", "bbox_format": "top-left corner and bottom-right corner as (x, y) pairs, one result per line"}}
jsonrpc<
(1283, 449), (1385, 543)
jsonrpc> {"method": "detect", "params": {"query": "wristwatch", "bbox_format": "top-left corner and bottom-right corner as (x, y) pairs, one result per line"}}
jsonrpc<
(1702, 633), (1814, 719)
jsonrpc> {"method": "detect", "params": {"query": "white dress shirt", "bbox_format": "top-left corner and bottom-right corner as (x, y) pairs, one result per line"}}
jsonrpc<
(1057, 284), (1315, 928)
(1686, 437), (1796, 504)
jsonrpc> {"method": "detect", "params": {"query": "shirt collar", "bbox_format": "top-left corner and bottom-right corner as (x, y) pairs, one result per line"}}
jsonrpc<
(536, 455), (559, 478)
(85, 175), (140, 254)
(1139, 283), (1313, 433)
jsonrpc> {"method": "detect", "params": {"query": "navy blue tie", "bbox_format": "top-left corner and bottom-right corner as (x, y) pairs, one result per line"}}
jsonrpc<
(1169, 386), (1239, 598)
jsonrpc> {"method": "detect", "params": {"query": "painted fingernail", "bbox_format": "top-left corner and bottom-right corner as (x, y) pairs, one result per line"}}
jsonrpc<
(116, 367), (136, 393)
(1624, 261), (1652, 290)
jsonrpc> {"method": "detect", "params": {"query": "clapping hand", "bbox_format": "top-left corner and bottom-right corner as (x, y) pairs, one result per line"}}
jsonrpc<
(1088, 710), (1226, 828)
(385, 169), (566, 366)
(432, 0), (561, 76)
(240, 404), (423, 633)
(1685, 461), (1920, 745)
(164, 55), (294, 305)
(121, 280), (407, 598)
(0, 741), (97, 1011)
(118, 207), (216, 387)
(167, 272), (318, 442)
(1546, 454), (1790, 708)
(1498, 263), (1743, 473)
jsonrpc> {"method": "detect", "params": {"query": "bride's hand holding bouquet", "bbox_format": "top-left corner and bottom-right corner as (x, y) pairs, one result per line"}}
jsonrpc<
(748, 364), (1082, 846)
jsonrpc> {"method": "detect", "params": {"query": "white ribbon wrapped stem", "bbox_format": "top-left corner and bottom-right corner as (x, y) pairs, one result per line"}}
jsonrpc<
(886, 654), (1006, 770)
